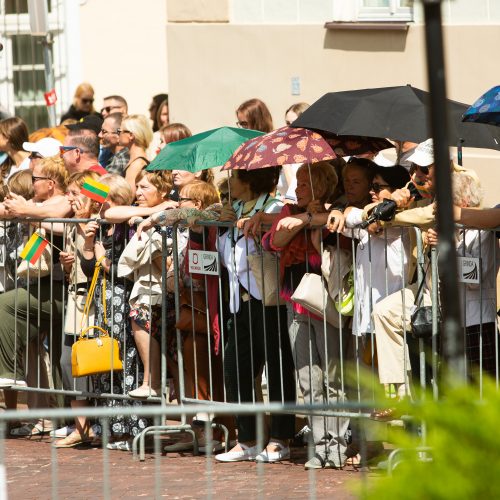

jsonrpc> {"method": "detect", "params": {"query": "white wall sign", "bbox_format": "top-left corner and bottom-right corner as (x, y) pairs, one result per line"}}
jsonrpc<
(457, 256), (480, 284)
(188, 250), (219, 276)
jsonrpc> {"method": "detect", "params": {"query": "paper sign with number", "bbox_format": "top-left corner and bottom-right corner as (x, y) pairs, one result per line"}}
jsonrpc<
(457, 256), (480, 284)
(188, 250), (219, 276)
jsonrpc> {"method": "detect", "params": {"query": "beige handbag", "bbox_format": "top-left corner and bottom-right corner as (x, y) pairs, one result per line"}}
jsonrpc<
(247, 250), (285, 306)
(64, 288), (94, 335)
(291, 272), (342, 328)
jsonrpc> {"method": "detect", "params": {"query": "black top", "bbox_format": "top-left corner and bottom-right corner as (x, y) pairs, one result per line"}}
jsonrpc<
(60, 106), (101, 124)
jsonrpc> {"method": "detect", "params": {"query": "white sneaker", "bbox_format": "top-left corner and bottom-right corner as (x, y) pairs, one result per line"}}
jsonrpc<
(255, 442), (291, 463)
(50, 424), (76, 438)
(215, 443), (259, 462)
(0, 378), (26, 388)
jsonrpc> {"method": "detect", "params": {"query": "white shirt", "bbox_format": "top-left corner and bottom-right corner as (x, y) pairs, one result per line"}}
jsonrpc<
(344, 207), (410, 335)
(219, 193), (282, 313)
(456, 229), (498, 327)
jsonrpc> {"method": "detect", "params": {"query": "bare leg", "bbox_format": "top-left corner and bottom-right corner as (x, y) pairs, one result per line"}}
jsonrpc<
(131, 320), (160, 390)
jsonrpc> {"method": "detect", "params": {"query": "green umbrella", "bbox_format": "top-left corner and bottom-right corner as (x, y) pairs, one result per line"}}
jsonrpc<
(146, 126), (264, 172)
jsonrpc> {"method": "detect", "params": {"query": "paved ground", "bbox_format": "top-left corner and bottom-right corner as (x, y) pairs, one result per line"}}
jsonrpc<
(3, 436), (367, 499)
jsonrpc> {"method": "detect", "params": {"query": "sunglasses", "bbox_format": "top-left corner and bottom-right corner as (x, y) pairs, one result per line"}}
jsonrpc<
(29, 152), (43, 159)
(100, 105), (121, 114)
(32, 175), (51, 182)
(236, 121), (249, 129)
(415, 165), (430, 175)
(100, 128), (119, 135)
(371, 182), (391, 193)
(59, 146), (89, 156)
(81, 98), (94, 105)
(178, 197), (193, 202)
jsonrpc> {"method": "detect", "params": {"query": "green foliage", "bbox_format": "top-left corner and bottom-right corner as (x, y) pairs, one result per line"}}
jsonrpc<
(359, 379), (500, 499)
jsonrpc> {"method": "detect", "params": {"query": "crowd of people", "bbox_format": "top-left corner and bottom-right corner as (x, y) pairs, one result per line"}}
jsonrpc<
(0, 84), (497, 469)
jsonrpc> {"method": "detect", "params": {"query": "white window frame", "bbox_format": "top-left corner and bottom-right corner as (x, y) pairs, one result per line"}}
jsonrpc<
(357, 0), (414, 22)
(0, 1), (67, 125)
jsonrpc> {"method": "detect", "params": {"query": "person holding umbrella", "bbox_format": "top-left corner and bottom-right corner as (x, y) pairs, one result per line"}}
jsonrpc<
(262, 161), (348, 469)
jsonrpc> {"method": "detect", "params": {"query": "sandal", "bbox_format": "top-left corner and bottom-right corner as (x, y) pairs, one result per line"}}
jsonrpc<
(106, 440), (132, 451)
(54, 430), (94, 448)
(10, 420), (53, 437)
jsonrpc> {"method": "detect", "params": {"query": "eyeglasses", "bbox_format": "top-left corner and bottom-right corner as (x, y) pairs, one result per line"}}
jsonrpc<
(28, 152), (43, 160)
(117, 129), (132, 135)
(100, 128), (119, 135)
(236, 121), (249, 129)
(81, 98), (94, 105)
(370, 182), (391, 193)
(179, 197), (193, 203)
(32, 175), (51, 183)
(100, 105), (122, 114)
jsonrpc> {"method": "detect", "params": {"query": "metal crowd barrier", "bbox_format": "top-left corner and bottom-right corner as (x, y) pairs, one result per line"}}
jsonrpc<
(0, 215), (498, 495)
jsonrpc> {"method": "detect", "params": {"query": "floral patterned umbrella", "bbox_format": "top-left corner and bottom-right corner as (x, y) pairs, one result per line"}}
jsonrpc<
(222, 126), (393, 170)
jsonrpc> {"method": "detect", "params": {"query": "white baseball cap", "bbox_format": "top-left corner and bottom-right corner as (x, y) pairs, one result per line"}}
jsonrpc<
(406, 138), (434, 167)
(23, 137), (62, 158)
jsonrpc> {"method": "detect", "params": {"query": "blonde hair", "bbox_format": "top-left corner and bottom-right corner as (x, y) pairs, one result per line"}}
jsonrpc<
(452, 170), (483, 208)
(66, 170), (100, 190)
(297, 161), (338, 204)
(73, 82), (95, 113)
(181, 180), (220, 209)
(40, 156), (69, 191)
(121, 114), (153, 150)
(99, 174), (134, 206)
(8, 170), (34, 199)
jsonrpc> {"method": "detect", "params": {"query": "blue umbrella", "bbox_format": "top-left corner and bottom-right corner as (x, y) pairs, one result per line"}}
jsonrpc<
(462, 86), (500, 126)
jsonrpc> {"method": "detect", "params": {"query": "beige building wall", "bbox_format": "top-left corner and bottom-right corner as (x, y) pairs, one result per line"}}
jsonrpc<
(166, 20), (500, 206)
(78, 0), (168, 116)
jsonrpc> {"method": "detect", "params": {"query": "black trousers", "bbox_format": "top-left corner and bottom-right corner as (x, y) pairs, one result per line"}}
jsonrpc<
(224, 297), (296, 442)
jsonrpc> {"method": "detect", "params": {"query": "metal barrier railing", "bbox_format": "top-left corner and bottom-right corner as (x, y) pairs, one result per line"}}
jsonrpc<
(0, 215), (498, 479)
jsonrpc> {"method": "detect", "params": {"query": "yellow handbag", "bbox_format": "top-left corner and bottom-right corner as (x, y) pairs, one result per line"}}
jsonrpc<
(71, 256), (123, 377)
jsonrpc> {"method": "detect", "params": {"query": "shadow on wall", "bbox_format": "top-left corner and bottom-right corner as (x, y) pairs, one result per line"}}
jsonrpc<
(323, 28), (408, 52)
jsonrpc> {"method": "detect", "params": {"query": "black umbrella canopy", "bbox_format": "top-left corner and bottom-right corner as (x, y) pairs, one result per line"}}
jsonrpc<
(292, 85), (500, 151)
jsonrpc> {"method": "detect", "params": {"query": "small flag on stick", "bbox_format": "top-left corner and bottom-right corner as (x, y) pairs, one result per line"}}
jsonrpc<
(20, 232), (49, 264)
(81, 177), (110, 204)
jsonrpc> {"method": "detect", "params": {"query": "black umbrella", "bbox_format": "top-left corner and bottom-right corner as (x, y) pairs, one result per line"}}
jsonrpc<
(292, 85), (500, 151)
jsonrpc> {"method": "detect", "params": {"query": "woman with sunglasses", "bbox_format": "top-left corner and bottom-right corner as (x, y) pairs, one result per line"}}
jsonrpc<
(60, 83), (99, 124)
(340, 165), (411, 339)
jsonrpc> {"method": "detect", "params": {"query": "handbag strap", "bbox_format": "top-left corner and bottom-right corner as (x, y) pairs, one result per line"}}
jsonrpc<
(79, 325), (109, 340)
(414, 260), (430, 306)
(80, 256), (107, 332)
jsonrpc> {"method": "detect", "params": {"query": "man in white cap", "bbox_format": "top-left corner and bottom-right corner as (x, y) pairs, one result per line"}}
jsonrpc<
(22, 137), (62, 170)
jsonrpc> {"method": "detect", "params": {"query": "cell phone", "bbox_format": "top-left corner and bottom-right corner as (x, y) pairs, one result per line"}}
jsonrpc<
(407, 182), (423, 202)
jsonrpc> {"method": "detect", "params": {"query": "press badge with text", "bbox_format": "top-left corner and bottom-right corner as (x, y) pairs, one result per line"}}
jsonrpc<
(457, 256), (480, 284)
(188, 250), (219, 276)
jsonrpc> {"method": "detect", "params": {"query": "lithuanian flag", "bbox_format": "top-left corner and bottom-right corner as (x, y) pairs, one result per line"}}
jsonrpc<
(20, 232), (49, 264)
(81, 177), (110, 204)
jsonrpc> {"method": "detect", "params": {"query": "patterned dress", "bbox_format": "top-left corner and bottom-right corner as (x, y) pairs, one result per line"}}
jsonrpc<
(81, 223), (149, 438)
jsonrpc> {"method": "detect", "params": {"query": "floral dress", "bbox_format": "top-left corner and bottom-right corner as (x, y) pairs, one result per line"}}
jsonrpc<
(81, 223), (149, 438)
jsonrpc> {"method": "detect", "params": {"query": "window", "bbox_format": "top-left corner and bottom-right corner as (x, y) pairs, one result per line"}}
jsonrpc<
(0, 0), (64, 132)
(358, 0), (413, 21)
